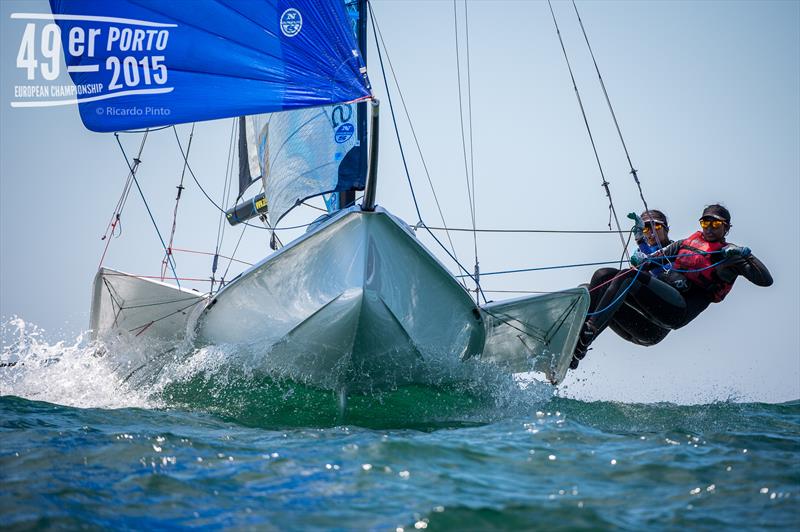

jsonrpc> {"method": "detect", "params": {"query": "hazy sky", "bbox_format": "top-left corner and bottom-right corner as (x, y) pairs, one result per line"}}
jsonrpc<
(1, 0), (798, 403)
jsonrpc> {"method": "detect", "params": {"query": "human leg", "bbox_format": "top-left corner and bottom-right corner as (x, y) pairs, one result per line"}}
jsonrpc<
(609, 305), (671, 346)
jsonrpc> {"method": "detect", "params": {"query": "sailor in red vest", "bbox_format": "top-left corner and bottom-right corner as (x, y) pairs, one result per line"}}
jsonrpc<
(652, 204), (772, 324)
(571, 204), (772, 369)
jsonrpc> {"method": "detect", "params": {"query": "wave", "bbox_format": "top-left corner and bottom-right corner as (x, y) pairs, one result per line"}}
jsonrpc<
(3, 318), (798, 431)
(0, 317), (554, 429)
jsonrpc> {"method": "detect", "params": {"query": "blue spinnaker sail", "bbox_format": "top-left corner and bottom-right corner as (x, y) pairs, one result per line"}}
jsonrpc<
(48, 0), (371, 132)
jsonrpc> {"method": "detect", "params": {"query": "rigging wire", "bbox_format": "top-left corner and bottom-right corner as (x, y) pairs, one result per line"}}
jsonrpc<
(570, 0), (668, 258)
(170, 125), (294, 231)
(368, 1), (487, 303)
(454, 258), (624, 278)
(211, 119), (238, 291)
(98, 134), (142, 268)
(221, 225), (249, 284)
(453, 0), (481, 299)
(546, 0), (630, 260)
(424, 225), (630, 234)
(572, 0), (647, 212)
(113, 131), (181, 287)
(369, 5), (461, 269)
(161, 123), (195, 281)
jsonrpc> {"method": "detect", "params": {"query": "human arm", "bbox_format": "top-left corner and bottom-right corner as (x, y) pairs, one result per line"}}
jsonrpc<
(627, 212), (645, 244)
(715, 252), (773, 287)
(651, 240), (682, 260)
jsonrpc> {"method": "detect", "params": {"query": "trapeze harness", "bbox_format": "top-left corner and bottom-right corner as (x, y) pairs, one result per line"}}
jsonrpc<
(672, 231), (734, 303)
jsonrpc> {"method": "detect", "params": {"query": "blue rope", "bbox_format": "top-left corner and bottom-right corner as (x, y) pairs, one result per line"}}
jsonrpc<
(585, 256), (731, 317)
(455, 259), (623, 278)
(464, 250), (730, 279)
(586, 266), (643, 316)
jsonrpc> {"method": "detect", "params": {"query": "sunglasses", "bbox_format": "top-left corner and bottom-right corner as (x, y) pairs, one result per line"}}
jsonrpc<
(642, 223), (664, 234)
(699, 219), (725, 229)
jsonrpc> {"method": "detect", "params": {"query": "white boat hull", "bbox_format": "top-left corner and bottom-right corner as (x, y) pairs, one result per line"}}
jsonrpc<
(90, 267), (206, 342)
(194, 207), (486, 391)
(89, 207), (589, 391)
(479, 288), (589, 384)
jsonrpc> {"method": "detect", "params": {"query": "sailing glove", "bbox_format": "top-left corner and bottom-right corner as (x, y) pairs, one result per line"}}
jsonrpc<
(627, 212), (645, 240)
(722, 244), (751, 258)
(630, 250), (648, 267)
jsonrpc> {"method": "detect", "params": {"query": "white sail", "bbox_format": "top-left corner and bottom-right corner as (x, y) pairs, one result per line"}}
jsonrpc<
(242, 102), (362, 224)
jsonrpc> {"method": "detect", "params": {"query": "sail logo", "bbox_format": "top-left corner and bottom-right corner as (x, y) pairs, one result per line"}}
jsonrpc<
(334, 123), (355, 143)
(331, 104), (354, 143)
(280, 9), (303, 37)
(9, 12), (176, 109)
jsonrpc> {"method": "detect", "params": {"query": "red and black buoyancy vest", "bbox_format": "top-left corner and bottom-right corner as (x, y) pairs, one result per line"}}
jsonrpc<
(673, 231), (734, 303)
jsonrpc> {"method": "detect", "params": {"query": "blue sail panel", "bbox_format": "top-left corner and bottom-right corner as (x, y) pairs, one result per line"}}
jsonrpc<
(48, 0), (371, 132)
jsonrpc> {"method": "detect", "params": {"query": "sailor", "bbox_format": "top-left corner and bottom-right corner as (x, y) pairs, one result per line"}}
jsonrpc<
(572, 210), (678, 369)
(571, 204), (773, 370)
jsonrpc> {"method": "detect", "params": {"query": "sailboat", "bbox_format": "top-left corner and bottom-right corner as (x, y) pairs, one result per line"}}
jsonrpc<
(52, 0), (589, 393)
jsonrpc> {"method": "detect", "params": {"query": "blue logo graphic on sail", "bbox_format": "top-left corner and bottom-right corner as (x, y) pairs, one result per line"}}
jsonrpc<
(334, 123), (355, 143)
(280, 8), (303, 37)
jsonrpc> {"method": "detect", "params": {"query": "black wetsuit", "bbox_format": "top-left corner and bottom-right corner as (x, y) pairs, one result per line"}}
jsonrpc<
(657, 239), (773, 328)
(588, 268), (672, 346)
(587, 240), (678, 346)
(586, 240), (772, 351)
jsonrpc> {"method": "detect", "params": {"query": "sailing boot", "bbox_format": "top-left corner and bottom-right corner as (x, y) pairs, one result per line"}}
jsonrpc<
(569, 321), (598, 369)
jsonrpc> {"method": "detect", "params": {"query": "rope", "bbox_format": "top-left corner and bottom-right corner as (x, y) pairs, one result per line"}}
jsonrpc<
(453, 0), (480, 299)
(102, 272), (218, 282)
(546, 0), (629, 260)
(129, 298), (206, 336)
(570, 0), (668, 257)
(425, 226), (630, 234)
(162, 123), (195, 281)
(370, 9), (460, 268)
(113, 131), (181, 287)
(116, 125), (172, 134)
(170, 126), (314, 232)
(98, 132), (146, 269)
(221, 225), (249, 284)
(368, 1), (487, 303)
(584, 253), (731, 317)
(169, 247), (252, 266)
(455, 259), (624, 278)
(455, 250), (728, 279)
(210, 119), (238, 291)
(585, 267), (643, 316)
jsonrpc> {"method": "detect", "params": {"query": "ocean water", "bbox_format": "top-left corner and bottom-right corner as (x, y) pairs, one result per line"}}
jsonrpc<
(2, 318), (798, 530)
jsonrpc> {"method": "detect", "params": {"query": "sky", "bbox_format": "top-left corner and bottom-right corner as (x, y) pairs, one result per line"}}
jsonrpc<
(1, 0), (798, 403)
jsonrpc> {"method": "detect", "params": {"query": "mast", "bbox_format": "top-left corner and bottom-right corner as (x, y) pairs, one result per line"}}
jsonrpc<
(339, 0), (368, 210)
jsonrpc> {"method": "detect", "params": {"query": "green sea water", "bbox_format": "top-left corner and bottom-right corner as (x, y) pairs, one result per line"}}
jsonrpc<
(1, 320), (798, 530)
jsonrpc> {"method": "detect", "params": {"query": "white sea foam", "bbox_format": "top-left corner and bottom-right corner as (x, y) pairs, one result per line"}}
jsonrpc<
(0, 316), (555, 417)
(1, 317), (157, 409)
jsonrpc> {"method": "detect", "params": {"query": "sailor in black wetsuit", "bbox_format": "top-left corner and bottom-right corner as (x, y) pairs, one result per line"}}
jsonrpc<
(571, 204), (772, 370)
(572, 210), (681, 369)
(652, 204), (773, 327)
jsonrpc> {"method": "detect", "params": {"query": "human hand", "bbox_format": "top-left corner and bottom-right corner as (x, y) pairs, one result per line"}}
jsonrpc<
(627, 212), (645, 237)
(630, 250), (648, 267)
(722, 244), (751, 258)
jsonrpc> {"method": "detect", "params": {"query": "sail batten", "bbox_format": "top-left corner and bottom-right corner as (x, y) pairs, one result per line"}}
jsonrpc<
(49, 0), (371, 132)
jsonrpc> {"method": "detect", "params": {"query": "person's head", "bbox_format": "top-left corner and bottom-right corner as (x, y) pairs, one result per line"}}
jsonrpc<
(641, 209), (669, 247)
(699, 204), (731, 242)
